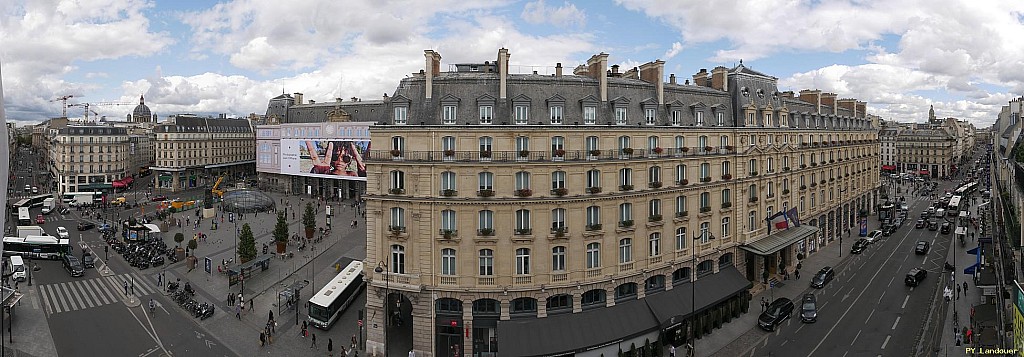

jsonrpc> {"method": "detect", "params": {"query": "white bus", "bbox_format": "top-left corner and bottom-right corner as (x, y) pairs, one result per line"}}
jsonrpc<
(2, 235), (72, 260)
(17, 207), (31, 226)
(62, 191), (103, 206)
(308, 261), (364, 330)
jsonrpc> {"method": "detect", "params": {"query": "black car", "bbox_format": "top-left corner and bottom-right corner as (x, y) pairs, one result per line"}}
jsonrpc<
(915, 241), (930, 255)
(928, 221), (939, 231)
(940, 222), (951, 234)
(905, 268), (927, 287)
(851, 239), (869, 254)
(915, 219), (927, 229)
(800, 294), (818, 323)
(63, 255), (85, 277)
(811, 267), (835, 288)
(882, 224), (897, 236)
(82, 252), (95, 269)
(758, 297), (795, 331)
(76, 221), (95, 231)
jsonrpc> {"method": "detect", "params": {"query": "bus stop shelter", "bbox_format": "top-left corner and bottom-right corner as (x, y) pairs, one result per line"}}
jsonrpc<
(227, 254), (273, 287)
(277, 280), (309, 315)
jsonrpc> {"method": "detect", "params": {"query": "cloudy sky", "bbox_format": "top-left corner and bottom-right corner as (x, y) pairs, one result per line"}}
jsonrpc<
(1, 0), (1023, 128)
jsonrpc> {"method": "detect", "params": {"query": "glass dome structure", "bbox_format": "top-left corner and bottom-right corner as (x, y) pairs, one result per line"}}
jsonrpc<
(221, 189), (276, 213)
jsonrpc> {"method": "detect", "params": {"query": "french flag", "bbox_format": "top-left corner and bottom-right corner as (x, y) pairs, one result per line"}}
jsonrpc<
(769, 211), (789, 231)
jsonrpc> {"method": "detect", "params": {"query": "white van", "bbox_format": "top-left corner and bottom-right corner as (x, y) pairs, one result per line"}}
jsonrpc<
(935, 208), (946, 218)
(10, 256), (26, 282)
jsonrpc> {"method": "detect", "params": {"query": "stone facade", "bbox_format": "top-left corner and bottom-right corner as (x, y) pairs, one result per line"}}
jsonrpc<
(151, 115), (255, 191)
(48, 125), (129, 194)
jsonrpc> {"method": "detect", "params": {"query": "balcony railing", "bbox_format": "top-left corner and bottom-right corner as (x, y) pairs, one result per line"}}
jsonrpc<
(365, 147), (739, 162)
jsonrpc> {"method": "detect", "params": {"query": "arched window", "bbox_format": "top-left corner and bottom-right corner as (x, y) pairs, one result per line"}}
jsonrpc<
(672, 267), (692, 283)
(472, 299), (499, 315)
(389, 207), (405, 230)
(615, 282), (638, 302)
(546, 294), (572, 315)
(645, 275), (666, 293)
(581, 289), (606, 309)
(515, 248), (531, 275)
(619, 238), (633, 263)
(478, 249), (493, 276)
(551, 246), (566, 271)
(510, 297), (537, 316)
(648, 232), (661, 257)
(719, 253), (734, 268)
(435, 298), (462, 314)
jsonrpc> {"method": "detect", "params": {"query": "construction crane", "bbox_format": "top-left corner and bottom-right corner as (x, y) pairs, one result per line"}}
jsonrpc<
(68, 102), (133, 123)
(50, 94), (79, 117)
(211, 175), (225, 198)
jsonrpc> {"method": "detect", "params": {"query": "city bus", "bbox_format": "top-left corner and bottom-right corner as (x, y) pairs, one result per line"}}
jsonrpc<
(16, 207), (31, 225)
(2, 235), (72, 260)
(10, 194), (54, 210)
(308, 261), (365, 330)
(62, 192), (103, 206)
(947, 196), (962, 215)
(954, 182), (978, 196)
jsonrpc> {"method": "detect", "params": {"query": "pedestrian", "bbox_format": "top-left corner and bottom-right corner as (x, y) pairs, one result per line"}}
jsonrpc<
(123, 280), (129, 296)
(269, 310), (274, 324)
(328, 338), (334, 356)
(311, 333), (318, 349)
(351, 219), (357, 228)
(240, 301), (245, 315)
(157, 273), (162, 287)
(956, 284), (961, 298)
(964, 281), (968, 293)
(266, 325), (273, 345)
(228, 293), (234, 306)
(669, 345), (676, 357)
(235, 304), (241, 319)
(239, 293), (244, 305)
(794, 269), (800, 280)
(301, 321), (308, 337)
(249, 299), (254, 312)
(259, 331), (266, 347)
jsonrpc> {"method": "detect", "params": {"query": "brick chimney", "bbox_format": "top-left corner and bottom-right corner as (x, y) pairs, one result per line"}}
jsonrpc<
(798, 90), (821, 114)
(669, 73), (676, 85)
(293, 93), (303, 106)
(856, 101), (867, 119)
(711, 66), (728, 91)
(555, 63), (562, 77)
(692, 68), (708, 87)
(424, 50), (442, 99)
(780, 91), (795, 99)
(586, 53), (609, 101)
(638, 60), (665, 104)
(837, 99), (857, 116)
(498, 48), (510, 99)
(821, 92), (837, 114)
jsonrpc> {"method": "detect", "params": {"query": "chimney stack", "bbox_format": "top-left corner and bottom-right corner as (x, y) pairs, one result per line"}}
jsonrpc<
(424, 50), (442, 99)
(856, 101), (867, 119)
(336, 98), (343, 103)
(555, 63), (562, 77)
(586, 53), (609, 101)
(293, 93), (303, 106)
(710, 66), (728, 91)
(638, 60), (665, 104)
(669, 73), (676, 85)
(498, 48), (510, 99)
(798, 90), (822, 114)
(821, 93), (838, 114)
(692, 69), (709, 87)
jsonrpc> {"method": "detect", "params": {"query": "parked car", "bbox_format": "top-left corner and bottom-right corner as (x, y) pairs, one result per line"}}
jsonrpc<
(882, 224), (897, 237)
(35, 215), (45, 224)
(851, 239), (869, 254)
(905, 268), (928, 287)
(800, 294), (818, 323)
(151, 195), (168, 202)
(915, 219), (927, 229)
(865, 230), (883, 243)
(915, 241), (930, 255)
(63, 254), (85, 277)
(811, 267), (835, 288)
(758, 297), (795, 331)
(76, 222), (95, 231)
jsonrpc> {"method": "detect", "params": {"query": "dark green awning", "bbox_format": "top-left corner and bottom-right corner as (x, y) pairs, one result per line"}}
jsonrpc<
(739, 225), (819, 255)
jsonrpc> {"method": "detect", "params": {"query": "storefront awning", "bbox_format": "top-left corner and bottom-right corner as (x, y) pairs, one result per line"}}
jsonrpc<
(739, 225), (819, 256)
(882, 165), (896, 170)
(964, 263), (979, 275)
(955, 227), (967, 236)
(644, 267), (752, 328)
(158, 175), (172, 181)
(920, 170), (929, 175)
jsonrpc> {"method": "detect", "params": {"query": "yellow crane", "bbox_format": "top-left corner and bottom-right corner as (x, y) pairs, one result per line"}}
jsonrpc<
(211, 176), (225, 198)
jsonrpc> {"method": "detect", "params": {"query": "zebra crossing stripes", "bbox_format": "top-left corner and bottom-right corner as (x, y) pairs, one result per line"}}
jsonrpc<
(39, 272), (158, 315)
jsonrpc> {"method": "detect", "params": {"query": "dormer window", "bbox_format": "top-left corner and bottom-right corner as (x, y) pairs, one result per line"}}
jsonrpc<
(442, 105), (457, 125)
(393, 107), (408, 125)
(515, 105), (530, 125)
(615, 107), (627, 125)
(479, 106), (492, 124)
(550, 105), (563, 124)
(756, 89), (765, 98)
(740, 87), (749, 97)
(695, 110), (705, 126)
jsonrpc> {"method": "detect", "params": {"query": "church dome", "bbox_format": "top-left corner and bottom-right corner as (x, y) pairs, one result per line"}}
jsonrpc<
(132, 95), (152, 122)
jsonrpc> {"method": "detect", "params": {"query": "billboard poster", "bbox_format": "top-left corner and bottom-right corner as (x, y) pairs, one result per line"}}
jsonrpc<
(859, 217), (868, 237)
(281, 139), (370, 180)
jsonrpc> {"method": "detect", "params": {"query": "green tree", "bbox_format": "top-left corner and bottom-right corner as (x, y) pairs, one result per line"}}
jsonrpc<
(273, 211), (289, 245)
(238, 223), (258, 263)
(302, 202), (317, 233)
(174, 232), (185, 247)
(186, 239), (198, 254)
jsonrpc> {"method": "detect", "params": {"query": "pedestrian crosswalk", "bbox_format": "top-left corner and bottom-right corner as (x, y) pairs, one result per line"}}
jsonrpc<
(38, 272), (158, 315)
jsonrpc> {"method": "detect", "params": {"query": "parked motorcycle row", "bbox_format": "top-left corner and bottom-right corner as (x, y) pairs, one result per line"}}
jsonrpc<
(104, 232), (167, 270)
(170, 283), (214, 320)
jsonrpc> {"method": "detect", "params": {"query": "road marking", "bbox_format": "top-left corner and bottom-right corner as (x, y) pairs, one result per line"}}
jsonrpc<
(891, 316), (901, 330)
(901, 295), (909, 309)
(851, 330), (862, 345)
(878, 290), (886, 303)
(56, 283), (77, 311)
(781, 340), (788, 346)
(87, 279), (114, 304)
(842, 351), (849, 357)
(70, 281), (94, 308)
(796, 324), (805, 333)
(881, 335), (891, 349)
(79, 279), (104, 306)
(42, 285), (59, 314)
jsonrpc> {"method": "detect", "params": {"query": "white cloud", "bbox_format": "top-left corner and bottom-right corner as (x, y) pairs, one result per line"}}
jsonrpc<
(521, 0), (586, 28)
(663, 42), (683, 60)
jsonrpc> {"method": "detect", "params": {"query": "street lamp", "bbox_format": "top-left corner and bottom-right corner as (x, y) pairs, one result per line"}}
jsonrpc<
(374, 261), (389, 357)
(689, 230), (715, 356)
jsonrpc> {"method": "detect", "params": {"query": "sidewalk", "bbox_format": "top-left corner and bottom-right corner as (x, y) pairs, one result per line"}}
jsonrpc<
(936, 191), (992, 354)
(705, 218), (880, 357)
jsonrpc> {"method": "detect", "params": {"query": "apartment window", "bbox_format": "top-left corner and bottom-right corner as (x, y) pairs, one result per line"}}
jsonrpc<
(765, 113), (773, 127)
(515, 248), (531, 275)
(648, 233), (662, 258)
(675, 135), (685, 153)
(585, 136), (599, 154)
(767, 157), (774, 172)
(649, 166), (661, 185)
(676, 196), (687, 215)
(619, 238), (633, 263)
(700, 163), (710, 180)
(478, 172), (493, 190)
(440, 171), (456, 191)
(551, 136), (565, 157)
(700, 192), (710, 210)
(676, 227), (687, 250)
(648, 136), (660, 153)
(550, 105), (563, 124)
(811, 193), (816, 207)
(749, 135), (756, 146)
(716, 112), (724, 126)
(583, 106), (597, 124)
(618, 136), (631, 154)
(440, 210), (457, 232)
(749, 184), (758, 199)
(389, 170), (405, 190)
(515, 136), (530, 153)
(586, 169), (601, 189)
(676, 165), (687, 183)
(442, 105), (457, 125)
(645, 108), (657, 125)
(619, 203), (633, 223)
(394, 107), (408, 125)
(515, 209), (531, 231)
(747, 112), (755, 125)
(748, 159), (757, 174)
(390, 207), (405, 229)
(722, 189), (731, 205)
(479, 105), (493, 124)
(478, 210), (493, 231)
(479, 249), (494, 276)
(722, 217), (731, 238)
(619, 168), (633, 187)
(515, 171), (531, 190)
(551, 171), (566, 190)
(695, 110), (705, 126)
(586, 206), (600, 227)
(391, 245), (406, 274)
(441, 136), (456, 153)
(514, 105), (529, 124)
(391, 136), (405, 152)
(615, 107), (627, 125)
(671, 110), (682, 126)
(720, 135), (729, 148)
(552, 246), (566, 271)
(441, 248), (456, 276)
(586, 243), (601, 269)
(479, 136), (493, 153)
(721, 161), (731, 176)
(698, 135), (708, 150)
(699, 222), (711, 244)
(551, 208), (566, 230)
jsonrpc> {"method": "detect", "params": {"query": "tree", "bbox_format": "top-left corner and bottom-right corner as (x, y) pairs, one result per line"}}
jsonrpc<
(238, 223), (258, 263)
(273, 211), (290, 253)
(186, 239), (198, 254)
(302, 202), (316, 238)
(174, 232), (185, 248)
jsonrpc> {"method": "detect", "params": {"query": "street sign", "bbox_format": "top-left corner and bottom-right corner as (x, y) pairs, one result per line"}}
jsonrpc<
(770, 282), (775, 288)
(358, 319), (363, 327)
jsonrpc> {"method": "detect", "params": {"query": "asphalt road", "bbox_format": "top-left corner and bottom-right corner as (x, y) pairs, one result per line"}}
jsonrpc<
(753, 179), (957, 357)
(11, 148), (237, 357)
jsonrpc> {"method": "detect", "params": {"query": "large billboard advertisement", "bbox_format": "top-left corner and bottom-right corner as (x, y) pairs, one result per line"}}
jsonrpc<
(281, 139), (370, 180)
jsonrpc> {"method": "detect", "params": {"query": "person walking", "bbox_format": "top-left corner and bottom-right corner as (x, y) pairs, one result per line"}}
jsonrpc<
(669, 345), (676, 357)
(269, 310), (274, 324)
(328, 338), (334, 356)
(794, 269), (800, 280)
(235, 304), (241, 319)
(311, 333), (318, 349)
(259, 331), (266, 347)
(301, 321), (308, 337)
(249, 299), (255, 312)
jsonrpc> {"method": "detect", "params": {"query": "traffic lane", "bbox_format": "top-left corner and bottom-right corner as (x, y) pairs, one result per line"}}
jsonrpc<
(147, 296), (237, 357)
(49, 303), (158, 357)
